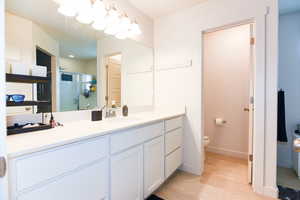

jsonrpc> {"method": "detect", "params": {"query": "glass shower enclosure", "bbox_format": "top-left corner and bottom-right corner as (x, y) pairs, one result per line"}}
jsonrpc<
(59, 72), (97, 112)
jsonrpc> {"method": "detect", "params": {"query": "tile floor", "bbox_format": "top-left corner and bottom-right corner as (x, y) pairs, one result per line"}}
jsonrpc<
(277, 167), (300, 190)
(155, 152), (277, 200)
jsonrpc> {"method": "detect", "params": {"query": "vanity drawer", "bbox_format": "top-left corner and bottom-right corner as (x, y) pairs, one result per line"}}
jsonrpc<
(15, 136), (108, 192)
(110, 122), (163, 154)
(165, 147), (182, 179)
(165, 117), (183, 132)
(17, 159), (109, 200)
(165, 128), (183, 155)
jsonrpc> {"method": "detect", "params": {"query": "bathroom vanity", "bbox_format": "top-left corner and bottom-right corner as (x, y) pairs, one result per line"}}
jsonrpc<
(6, 111), (184, 200)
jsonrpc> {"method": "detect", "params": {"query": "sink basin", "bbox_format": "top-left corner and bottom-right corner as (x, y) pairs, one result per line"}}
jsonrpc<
(105, 116), (140, 123)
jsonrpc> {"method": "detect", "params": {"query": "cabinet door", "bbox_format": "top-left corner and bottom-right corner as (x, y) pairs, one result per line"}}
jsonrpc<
(111, 146), (143, 200)
(144, 136), (164, 198)
(17, 159), (109, 200)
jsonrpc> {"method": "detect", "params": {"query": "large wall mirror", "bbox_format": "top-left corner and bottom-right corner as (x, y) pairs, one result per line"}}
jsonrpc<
(5, 0), (154, 117)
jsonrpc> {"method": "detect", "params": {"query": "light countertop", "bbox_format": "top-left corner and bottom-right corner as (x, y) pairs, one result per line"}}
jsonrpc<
(7, 109), (185, 159)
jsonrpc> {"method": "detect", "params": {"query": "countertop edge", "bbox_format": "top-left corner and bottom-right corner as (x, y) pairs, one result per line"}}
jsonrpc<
(7, 112), (185, 159)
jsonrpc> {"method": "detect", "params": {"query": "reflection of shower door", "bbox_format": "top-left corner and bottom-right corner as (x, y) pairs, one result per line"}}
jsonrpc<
(59, 73), (80, 112)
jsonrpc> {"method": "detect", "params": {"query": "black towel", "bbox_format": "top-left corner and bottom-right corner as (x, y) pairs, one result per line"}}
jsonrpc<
(277, 90), (288, 142)
(146, 195), (164, 200)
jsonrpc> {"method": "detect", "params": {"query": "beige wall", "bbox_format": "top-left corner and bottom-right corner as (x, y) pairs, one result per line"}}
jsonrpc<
(5, 12), (34, 115)
(59, 57), (97, 76)
(5, 12), (33, 73)
(203, 24), (251, 159)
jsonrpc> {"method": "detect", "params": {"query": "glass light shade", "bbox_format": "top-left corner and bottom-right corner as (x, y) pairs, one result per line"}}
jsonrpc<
(104, 10), (121, 35)
(105, 8), (119, 24)
(58, 3), (77, 17)
(76, 0), (93, 24)
(118, 16), (131, 31)
(92, 0), (107, 19)
(115, 32), (128, 40)
(128, 22), (142, 36)
(104, 24), (119, 35)
(76, 12), (94, 24)
(92, 18), (107, 30)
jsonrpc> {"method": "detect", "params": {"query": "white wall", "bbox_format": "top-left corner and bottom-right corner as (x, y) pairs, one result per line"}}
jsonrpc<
(5, 12), (33, 73)
(277, 11), (300, 168)
(204, 24), (251, 159)
(154, 0), (278, 197)
(0, 0), (8, 199)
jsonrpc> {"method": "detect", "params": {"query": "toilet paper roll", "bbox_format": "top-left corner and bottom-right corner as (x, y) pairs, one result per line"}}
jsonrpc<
(215, 118), (226, 126)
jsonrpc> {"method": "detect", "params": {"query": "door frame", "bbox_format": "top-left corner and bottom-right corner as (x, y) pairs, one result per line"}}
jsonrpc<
(201, 18), (268, 195)
(0, 0), (8, 199)
(202, 21), (255, 181)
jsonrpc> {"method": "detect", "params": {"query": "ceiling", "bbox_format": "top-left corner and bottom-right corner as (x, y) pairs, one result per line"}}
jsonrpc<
(279, 0), (300, 14)
(6, 0), (99, 60)
(128, 0), (207, 19)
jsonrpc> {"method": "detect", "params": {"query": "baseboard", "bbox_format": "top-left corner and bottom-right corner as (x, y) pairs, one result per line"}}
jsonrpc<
(263, 186), (278, 198)
(180, 163), (202, 176)
(206, 146), (248, 159)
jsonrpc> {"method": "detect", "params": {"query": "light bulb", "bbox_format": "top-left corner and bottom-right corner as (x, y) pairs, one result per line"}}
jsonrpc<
(58, 0), (77, 17)
(76, 0), (94, 24)
(92, 0), (107, 19)
(104, 24), (119, 35)
(104, 9), (121, 35)
(115, 32), (128, 40)
(128, 22), (142, 36)
(92, 18), (107, 30)
(105, 8), (119, 24)
(118, 15), (131, 32)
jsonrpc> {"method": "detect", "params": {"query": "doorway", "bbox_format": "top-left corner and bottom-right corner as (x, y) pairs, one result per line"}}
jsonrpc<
(105, 53), (122, 108)
(202, 23), (254, 185)
(36, 48), (52, 113)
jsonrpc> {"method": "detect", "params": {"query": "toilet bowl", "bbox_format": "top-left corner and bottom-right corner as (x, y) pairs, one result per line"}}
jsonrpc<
(204, 136), (210, 147)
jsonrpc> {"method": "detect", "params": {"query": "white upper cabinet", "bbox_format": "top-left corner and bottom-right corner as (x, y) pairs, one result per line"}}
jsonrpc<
(144, 136), (165, 198)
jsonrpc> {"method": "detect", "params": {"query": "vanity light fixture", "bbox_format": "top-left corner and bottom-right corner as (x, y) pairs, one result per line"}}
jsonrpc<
(76, 0), (94, 24)
(68, 54), (75, 58)
(57, 0), (78, 17)
(56, 0), (142, 39)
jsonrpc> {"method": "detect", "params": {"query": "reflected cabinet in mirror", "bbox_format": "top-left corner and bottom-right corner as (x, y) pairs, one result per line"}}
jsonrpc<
(5, 0), (154, 117)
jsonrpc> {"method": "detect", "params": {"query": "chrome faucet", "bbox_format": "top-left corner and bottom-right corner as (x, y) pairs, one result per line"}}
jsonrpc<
(105, 107), (117, 118)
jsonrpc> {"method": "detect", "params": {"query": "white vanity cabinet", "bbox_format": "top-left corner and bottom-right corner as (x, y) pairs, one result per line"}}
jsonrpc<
(164, 117), (183, 178)
(144, 136), (165, 198)
(8, 115), (184, 200)
(17, 159), (109, 200)
(110, 145), (144, 200)
(9, 136), (109, 200)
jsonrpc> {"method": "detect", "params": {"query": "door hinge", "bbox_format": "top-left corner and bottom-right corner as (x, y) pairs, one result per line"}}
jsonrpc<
(250, 37), (255, 45)
(250, 96), (254, 104)
(105, 96), (108, 101)
(0, 157), (7, 178)
(249, 154), (253, 162)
